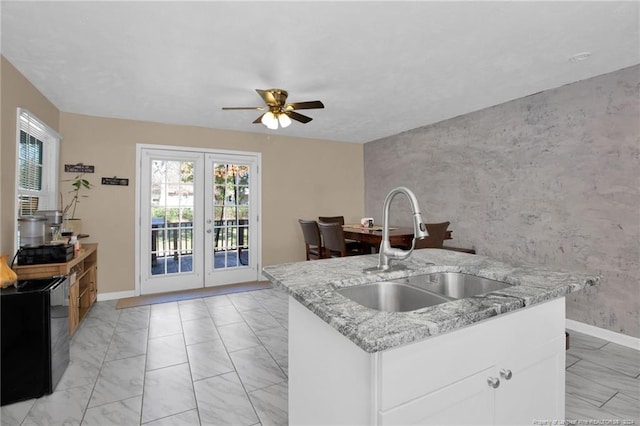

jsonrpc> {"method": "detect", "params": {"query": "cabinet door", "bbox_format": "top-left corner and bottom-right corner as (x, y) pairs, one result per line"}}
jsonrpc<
(495, 336), (565, 425)
(380, 366), (496, 426)
(87, 265), (97, 304)
(68, 282), (79, 335)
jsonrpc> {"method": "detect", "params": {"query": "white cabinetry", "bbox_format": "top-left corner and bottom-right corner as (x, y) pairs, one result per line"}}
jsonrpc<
(379, 335), (565, 425)
(289, 297), (566, 426)
(379, 366), (496, 425)
(494, 336), (565, 425)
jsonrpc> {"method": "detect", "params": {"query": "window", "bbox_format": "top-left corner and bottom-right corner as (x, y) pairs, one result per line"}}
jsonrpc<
(15, 108), (60, 244)
(18, 130), (44, 215)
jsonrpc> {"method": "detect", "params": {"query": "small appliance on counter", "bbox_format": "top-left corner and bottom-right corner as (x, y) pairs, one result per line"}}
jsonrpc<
(17, 243), (74, 265)
(36, 210), (63, 243)
(17, 215), (47, 247)
(1, 275), (70, 405)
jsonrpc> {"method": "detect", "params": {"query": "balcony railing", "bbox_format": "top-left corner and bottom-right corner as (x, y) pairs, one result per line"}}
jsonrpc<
(151, 219), (248, 265)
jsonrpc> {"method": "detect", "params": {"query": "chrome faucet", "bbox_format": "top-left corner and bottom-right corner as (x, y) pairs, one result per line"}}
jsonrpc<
(365, 187), (429, 272)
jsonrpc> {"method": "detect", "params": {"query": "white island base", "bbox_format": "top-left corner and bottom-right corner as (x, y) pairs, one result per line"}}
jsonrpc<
(289, 297), (566, 426)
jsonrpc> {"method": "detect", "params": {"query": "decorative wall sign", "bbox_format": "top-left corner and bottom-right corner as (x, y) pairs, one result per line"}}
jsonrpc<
(65, 163), (95, 173)
(101, 177), (129, 186)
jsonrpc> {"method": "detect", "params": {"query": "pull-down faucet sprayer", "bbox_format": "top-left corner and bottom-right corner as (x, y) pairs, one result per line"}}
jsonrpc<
(364, 187), (429, 273)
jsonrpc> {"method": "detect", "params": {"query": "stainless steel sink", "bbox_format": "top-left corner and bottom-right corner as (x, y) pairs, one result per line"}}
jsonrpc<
(336, 282), (453, 312)
(336, 272), (511, 313)
(395, 272), (511, 299)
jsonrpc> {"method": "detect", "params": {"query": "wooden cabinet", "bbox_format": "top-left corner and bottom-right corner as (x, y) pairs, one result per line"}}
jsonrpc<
(13, 243), (98, 335)
(77, 252), (98, 322)
(289, 296), (566, 425)
(68, 279), (80, 335)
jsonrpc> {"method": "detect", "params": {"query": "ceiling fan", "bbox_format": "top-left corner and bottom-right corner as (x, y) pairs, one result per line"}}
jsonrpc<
(222, 89), (324, 129)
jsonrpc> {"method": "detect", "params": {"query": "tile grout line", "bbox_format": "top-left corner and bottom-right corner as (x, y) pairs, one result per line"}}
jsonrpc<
(230, 292), (287, 417)
(176, 299), (203, 426)
(243, 292), (290, 379)
(204, 295), (263, 424)
(598, 391), (620, 409)
(79, 306), (123, 423)
(566, 332), (640, 422)
(138, 307), (151, 426)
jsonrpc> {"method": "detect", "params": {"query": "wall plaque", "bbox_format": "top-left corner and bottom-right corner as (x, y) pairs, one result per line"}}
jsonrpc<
(101, 177), (129, 186)
(65, 164), (95, 173)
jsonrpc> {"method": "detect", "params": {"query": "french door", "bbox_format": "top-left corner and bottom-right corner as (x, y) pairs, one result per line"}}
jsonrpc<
(138, 147), (260, 295)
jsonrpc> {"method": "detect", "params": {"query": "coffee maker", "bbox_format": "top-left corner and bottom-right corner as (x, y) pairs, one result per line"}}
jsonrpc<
(35, 210), (63, 243)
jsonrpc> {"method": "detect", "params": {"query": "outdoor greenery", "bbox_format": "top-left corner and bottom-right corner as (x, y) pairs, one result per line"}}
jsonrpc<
(152, 207), (193, 223)
(150, 161), (251, 257)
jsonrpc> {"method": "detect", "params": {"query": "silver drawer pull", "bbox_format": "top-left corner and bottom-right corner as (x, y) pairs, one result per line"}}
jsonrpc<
(500, 369), (513, 380)
(487, 377), (500, 388)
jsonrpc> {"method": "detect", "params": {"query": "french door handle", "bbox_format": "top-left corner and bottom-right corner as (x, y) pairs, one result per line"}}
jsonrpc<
(206, 229), (212, 233)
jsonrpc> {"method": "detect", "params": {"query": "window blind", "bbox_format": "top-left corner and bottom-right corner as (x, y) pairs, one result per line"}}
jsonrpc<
(18, 130), (43, 214)
(16, 109), (61, 216)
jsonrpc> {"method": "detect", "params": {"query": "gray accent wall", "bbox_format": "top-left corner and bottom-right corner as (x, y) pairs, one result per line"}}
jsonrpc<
(364, 65), (639, 338)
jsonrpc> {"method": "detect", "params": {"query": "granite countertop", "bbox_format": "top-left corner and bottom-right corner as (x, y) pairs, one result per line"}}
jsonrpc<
(262, 249), (600, 353)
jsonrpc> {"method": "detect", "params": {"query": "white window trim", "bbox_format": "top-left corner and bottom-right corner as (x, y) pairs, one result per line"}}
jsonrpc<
(14, 108), (61, 252)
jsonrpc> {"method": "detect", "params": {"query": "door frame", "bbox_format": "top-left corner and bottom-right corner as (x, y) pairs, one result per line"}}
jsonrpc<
(134, 143), (262, 297)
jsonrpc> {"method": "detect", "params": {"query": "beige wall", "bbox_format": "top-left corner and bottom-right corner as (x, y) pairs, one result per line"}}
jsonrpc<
(1, 56), (60, 255)
(1, 55), (364, 295)
(58, 113), (364, 294)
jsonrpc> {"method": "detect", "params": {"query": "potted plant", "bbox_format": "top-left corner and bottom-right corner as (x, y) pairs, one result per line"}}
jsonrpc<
(62, 174), (92, 235)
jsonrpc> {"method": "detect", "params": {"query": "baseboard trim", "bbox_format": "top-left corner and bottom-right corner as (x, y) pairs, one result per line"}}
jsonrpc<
(98, 290), (135, 302)
(115, 281), (271, 309)
(566, 319), (640, 350)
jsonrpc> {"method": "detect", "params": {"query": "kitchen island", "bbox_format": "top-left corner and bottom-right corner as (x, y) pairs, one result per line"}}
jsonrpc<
(262, 249), (599, 425)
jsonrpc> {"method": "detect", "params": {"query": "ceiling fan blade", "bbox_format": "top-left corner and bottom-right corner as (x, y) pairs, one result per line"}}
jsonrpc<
(225, 89), (320, 126)
(286, 111), (313, 124)
(256, 89), (278, 106)
(222, 106), (265, 110)
(285, 100), (325, 110)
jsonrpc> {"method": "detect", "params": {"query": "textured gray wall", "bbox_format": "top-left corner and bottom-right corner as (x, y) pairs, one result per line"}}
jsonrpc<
(364, 65), (639, 338)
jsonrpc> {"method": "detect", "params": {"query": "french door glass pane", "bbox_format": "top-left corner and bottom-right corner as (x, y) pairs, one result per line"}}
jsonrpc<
(212, 162), (250, 269)
(150, 159), (195, 275)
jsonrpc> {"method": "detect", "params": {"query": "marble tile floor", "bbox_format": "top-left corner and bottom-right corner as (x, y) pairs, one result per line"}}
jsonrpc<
(1, 287), (638, 425)
(1, 286), (289, 426)
(565, 331), (639, 425)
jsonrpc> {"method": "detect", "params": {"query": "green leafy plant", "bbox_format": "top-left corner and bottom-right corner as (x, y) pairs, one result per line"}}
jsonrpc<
(62, 174), (92, 219)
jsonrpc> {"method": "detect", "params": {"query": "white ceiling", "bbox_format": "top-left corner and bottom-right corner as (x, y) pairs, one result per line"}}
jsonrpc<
(2, 1), (638, 144)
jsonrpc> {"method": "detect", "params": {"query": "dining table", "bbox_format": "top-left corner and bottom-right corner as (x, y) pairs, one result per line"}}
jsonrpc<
(342, 224), (452, 253)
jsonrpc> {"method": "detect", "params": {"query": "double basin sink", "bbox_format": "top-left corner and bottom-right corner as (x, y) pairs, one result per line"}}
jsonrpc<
(336, 272), (511, 312)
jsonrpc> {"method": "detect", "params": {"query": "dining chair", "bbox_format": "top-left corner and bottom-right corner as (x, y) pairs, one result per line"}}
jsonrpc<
(318, 221), (361, 258)
(298, 219), (325, 260)
(318, 216), (365, 254)
(318, 216), (345, 225)
(414, 221), (451, 249)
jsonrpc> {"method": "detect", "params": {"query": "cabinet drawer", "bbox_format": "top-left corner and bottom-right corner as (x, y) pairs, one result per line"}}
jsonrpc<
(379, 366), (495, 426)
(378, 298), (565, 410)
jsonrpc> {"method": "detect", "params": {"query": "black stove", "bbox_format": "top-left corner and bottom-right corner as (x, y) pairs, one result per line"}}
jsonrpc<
(3, 277), (60, 293)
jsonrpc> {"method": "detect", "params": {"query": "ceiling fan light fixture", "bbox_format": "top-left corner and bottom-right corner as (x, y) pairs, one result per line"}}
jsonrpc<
(278, 112), (292, 128)
(261, 111), (278, 129)
(223, 88), (324, 128)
